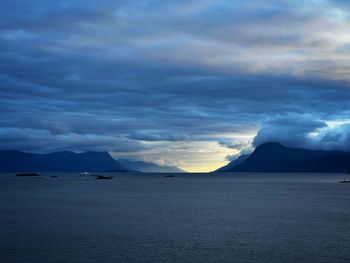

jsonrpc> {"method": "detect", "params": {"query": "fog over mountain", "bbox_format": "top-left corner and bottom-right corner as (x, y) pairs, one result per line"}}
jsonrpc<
(118, 159), (186, 173)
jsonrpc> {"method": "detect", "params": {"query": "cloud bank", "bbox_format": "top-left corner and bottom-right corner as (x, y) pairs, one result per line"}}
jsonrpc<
(1, 0), (350, 171)
(253, 113), (350, 151)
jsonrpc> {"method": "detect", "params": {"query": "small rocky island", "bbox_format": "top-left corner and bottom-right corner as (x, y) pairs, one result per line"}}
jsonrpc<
(16, 173), (40, 177)
(95, 175), (113, 179)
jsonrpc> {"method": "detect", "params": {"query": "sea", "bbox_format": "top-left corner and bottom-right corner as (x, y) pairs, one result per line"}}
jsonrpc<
(0, 172), (349, 263)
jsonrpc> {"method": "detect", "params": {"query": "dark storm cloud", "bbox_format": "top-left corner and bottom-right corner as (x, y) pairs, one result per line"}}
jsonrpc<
(129, 131), (188, 142)
(0, 127), (147, 153)
(1, 0), (350, 169)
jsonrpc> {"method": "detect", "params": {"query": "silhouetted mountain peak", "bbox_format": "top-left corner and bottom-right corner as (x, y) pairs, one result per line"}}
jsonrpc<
(216, 142), (350, 173)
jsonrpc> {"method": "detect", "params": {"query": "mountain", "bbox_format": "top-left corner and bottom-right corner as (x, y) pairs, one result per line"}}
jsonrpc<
(215, 154), (249, 172)
(118, 159), (186, 173)
(216, 142), (350, 173)
(0, 150), (127, 172)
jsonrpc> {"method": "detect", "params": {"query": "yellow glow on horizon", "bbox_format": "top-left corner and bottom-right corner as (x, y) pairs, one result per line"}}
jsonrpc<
(179, 160), (231, 173)
(111, 132), (256, 173)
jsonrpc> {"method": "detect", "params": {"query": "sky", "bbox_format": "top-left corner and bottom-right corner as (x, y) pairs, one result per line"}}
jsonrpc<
(1, 0), (350, 172)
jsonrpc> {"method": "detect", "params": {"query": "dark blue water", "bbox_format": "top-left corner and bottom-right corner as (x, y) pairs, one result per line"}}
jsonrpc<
(0, 173), (349, 263)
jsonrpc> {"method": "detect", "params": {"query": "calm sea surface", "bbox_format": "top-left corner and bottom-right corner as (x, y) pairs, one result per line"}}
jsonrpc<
(0, 173), (349, 263)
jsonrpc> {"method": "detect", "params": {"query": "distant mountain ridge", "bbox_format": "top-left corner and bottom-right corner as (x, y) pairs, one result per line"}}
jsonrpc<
(216, 142), (350, 173)
(118, 159), (186, 173)
(0, 150), (127, 172)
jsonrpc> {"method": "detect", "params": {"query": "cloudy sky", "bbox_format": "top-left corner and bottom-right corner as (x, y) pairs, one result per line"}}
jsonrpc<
(1, 0), (350, 171)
